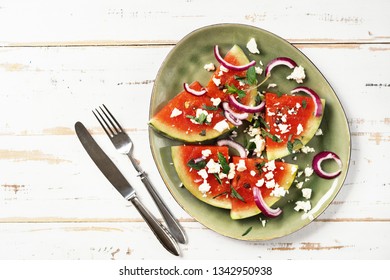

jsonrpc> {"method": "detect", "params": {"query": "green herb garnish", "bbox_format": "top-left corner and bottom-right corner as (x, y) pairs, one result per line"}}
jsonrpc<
(246, 66), (257, 85)
(218, 152), (230, 174)
(225, 84), (246, 99)
(187, 159), (206, 170)
(287, 134), (303, 153)
(230, 185), (246, 203)
(261, 128), (282, 143)
(242, 226), (253, 236)
(202, 104), (218, 111)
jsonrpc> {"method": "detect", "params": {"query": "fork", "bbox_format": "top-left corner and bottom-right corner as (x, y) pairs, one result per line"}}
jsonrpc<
(93, 104), (187, 244)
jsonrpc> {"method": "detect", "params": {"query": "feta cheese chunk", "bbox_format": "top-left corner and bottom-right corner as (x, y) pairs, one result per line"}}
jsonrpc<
(212, 77), (221, 87)
(201, 149), (212, 158)
(210, 97), (221, 106)
(204, 63), (215, 72)
(198, 180), (211, 195)
(294, 200), (312, 212)
(304, 166), (314, 177)
(302, 188), (312, 199)
(270, 185), (287, 197)
(296, 123), (304, 135)
(197, 169), (208, 179)
(213, 119), (230, 133)
(287, 65), (306, 83)
(206, 159), (220, 174)
(246, 38), (260, 54)
(236, 159), (247, 172)
(170, 107), (182, 118)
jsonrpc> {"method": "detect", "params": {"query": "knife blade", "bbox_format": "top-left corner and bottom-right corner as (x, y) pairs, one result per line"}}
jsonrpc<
(75, 121), (180, 256)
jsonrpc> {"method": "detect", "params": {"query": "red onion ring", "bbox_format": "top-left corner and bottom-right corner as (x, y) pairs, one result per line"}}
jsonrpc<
(265, 57), (297, 77)
(228, 95), (265, 113)
(253, 187), (282, 218)
(312, 151), (342, 179)
(183, 82), (207, 96)
(222, 102), (249, 120)
(214, 45), (256, 71)
(217, 139), (247, 158)
(291, 86), (323, 117)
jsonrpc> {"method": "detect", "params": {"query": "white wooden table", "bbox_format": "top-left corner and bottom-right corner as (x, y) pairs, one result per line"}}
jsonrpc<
(0, 0), (389, 260)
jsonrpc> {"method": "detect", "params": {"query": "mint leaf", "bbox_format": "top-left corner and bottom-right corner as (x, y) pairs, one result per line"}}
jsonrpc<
(226, 84), (246, 99)
(218, 152), (230, 174)
(187, 159), (206, 170)
(246, 66), (257, 85)
(261, 128), (282, 143)
(230, 185), (246, 203)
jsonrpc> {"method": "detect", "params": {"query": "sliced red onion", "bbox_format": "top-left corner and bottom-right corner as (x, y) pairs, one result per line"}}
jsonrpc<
(253, 187), (282, 218)
(214, 45), (256, 71)
(222, 102), (249, 120)
(291, 86), (323, 117)
(228, 95), (265, 113)
(183, 82), (207, 96)
(264, 57), (297, 77)
(225, 111), (243, 126)
(312, 151), (342, 179)
(217, 139), (247, 158)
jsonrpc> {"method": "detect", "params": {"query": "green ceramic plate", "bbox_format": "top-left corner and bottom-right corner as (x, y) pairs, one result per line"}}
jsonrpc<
(148, 24), (350, 240)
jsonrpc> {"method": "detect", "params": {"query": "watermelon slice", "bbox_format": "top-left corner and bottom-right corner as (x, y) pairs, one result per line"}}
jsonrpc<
(264, 92), (325, 160)
(149, 81), (233, 142)
(230, 157), (298, 219)
(171, 145), (298, 219)
(171, 145), (232, 209)
(206, 45), (258, 114)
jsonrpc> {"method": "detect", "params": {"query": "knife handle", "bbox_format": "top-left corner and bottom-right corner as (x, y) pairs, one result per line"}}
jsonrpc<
(130, 196), (180, 256)
(128, 155), (187, 244)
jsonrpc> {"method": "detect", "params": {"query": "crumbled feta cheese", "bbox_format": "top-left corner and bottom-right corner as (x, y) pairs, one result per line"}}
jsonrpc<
(213, 119), (230, 132)
(278, 123), (290, 134)
(281, 114), (287, 123)
(255, 66), (263, 75)
(246, 38), (260, 54)
(287, 66), (306, 83)
(197, 169), (208, 179)
(210, 97), (221, 106)
(295, 102), (301, 109)
(265, 179), (276, 189)
(294, 200), (311, 212)
(204, 63), (215, 72)
(265, 171), (274, 180)
(266, 160), (276, 171)
(249, 134), (265, 156)
(236, 159), (247, 172)
(301, 146), (315, 154)
(261, 219), (267, 227)
(270, 185), (287, 197)
(267, 109), (276, 116)
(296, 182), (304, 189)
(304, 166), (314, 177)
(302, 188), (312, 199)
(228, 163), (236, 179)
(315, 128), (323, 136)
(219, 65), (229, 73)
(256, 178), (264, 187)
(296, 123), (304, 135)
(267, 83), (277, 89)
(250, 170), (257, 177)
(206, 159), (220, 174)
(201, 149), (212, 158)
(212, 77), (221, 86)
(291, 165), (298, 174)
(170, 107), (182, 118)
(198, 180), (211, 194)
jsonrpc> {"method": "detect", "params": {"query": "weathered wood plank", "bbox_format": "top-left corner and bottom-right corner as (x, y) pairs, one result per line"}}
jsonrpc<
(0, 221), (387, 259)
(0, 0), (389, 46)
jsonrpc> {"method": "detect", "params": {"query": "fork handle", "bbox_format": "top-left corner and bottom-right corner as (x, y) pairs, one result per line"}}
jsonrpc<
(128, 155), (187, 244)
(138, 170), (187, 244)
(129, 196), (180, 256)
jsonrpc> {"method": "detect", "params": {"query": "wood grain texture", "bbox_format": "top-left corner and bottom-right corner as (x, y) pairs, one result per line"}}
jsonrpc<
(0, 0), (389, 260)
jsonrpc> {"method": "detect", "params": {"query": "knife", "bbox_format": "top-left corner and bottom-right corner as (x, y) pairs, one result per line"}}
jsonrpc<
(75, 121), (180, 256)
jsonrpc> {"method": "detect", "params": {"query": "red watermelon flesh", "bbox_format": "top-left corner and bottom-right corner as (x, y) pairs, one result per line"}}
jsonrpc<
(149, 81), (233, 142)
(206, 45), (258, 109)
(230, 157), (298, 219)
(171, 145), (232, 209)
(265, 92), (325, 160)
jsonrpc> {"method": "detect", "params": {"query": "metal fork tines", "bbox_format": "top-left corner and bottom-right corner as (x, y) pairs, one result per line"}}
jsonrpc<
(93, 105), (187, 244)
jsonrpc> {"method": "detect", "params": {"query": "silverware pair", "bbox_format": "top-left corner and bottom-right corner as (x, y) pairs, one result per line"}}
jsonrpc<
(75, 105), (186, 256)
